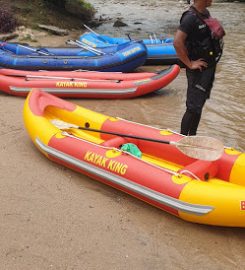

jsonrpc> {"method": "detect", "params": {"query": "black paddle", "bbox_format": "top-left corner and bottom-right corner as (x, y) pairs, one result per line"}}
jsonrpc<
(51, 119), (224, 161)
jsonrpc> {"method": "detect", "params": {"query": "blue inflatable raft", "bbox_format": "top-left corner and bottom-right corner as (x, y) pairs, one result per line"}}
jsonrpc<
(79, 31), (180, 65)
(0, 41), (147, 72)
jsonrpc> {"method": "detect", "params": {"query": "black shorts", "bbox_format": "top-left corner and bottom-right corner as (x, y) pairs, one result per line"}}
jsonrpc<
(186, 66), (216, 114)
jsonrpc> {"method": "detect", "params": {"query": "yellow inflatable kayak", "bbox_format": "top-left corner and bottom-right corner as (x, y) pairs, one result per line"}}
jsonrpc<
(23, 89), (245, 227)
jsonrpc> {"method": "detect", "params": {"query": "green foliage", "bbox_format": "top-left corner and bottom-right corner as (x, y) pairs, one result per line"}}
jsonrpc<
(43, 0), (94, 11)
(65, 0), (95, 21)
(74, 0), (94, 10)
(43, 0), (95, 21)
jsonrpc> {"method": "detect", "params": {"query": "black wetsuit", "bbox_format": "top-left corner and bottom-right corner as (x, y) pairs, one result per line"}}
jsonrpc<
(179, 7), (222, 136)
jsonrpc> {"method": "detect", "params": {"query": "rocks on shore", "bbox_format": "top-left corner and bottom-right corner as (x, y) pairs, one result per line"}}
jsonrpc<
(0, 32), (19, 41)
(0, 26), (37, 42)
(113, 19), (128, 27)
(0, 25), (59, 43)
(37, 24), (69, 36)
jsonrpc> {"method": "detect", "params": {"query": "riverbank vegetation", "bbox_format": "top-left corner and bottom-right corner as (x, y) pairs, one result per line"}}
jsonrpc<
(0, 0), (95, 33)
(0, 0), (244, 34)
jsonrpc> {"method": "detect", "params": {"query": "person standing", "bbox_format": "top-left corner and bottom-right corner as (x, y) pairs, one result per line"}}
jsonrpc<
(174, 0), (225, 136)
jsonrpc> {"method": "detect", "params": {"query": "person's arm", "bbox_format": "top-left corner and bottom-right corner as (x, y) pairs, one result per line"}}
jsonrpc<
(173, 29), (208, 70)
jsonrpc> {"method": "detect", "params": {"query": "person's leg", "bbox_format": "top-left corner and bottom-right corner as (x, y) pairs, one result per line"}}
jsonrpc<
(182, 66), (216, 135)
(188, 111), (202, 136)
(181, 69), (206, 136)
(180, 109), (194, 135)
(181, 109), (202, 136)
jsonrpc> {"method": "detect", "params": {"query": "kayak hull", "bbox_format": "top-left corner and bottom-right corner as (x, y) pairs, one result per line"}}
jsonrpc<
(79, 32), (181, 66)
(0, 65), (180, 98)
(23, 89), (245, 227)
(0, 41), (147, 72)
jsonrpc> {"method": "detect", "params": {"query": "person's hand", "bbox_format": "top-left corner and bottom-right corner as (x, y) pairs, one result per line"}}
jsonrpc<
(189, 59), (208, 71)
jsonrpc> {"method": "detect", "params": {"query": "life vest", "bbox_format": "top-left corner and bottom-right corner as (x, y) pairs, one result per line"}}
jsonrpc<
(191, 7), (225, 63)
(181, 7), (225, 64)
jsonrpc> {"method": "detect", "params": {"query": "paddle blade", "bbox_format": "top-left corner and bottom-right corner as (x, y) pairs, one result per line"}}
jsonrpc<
(175, 136), (224, 161)
(51, 119), (79, 130)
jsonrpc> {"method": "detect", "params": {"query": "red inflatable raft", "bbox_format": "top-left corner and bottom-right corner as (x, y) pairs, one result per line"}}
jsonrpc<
(0, 65), (180, 98)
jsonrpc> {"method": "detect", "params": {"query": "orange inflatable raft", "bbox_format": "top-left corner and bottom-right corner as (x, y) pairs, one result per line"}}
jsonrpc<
(23, 89), (245, 227)
(0, 65), (180, 98)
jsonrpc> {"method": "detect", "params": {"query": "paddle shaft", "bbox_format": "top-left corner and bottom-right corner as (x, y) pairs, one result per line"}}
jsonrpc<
(18, 44), (50, 56)
(83, 24), (99, 35)
(75, 126), (224, 160)
(66, 40), (104, 55)
(24, 75), (120, 83)
(77, 126), (172, 145)
(76, 40), (105, 54)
